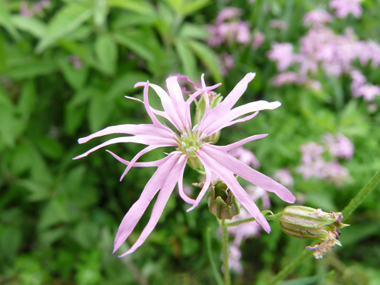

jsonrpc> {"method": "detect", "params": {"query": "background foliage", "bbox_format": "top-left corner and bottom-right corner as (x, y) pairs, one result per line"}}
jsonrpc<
(1, 0), (380, 284)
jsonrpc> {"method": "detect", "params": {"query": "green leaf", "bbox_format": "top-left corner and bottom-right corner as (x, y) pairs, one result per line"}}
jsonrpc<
(0, 0), (21, 40)
(182, 0), (210, 16)
(35, 136), (64, 160)
(175, 39), (197, 80)
(114, 30), (155, 62)
(6, 59), (58, 80)
(65, 104), (86, 135)
(58, 57), (89, 90)
(88, 91), (114, 132)
(95, 33), (118, 75)
(106, 71), (148, 100)
(187, 40), (223, 83)
(111, 12), (155, 30)
(17, 80), (36, 116)
(36, 4), (92, 53)
(179, 23), (208, 40)
(11, 15), (46, 38)
(107, 0), (154, 15)
(11, 142), (35, 175)
(38, 199), (70, 229)
(16, 180), (50, 202)
(94, 0), (109, 28)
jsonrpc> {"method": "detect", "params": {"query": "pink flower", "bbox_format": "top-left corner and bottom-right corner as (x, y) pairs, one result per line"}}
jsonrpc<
(270, 20), (288, 30)
(216, 7), (243, 25)
(303, 9), (332, 27)
(267, 43), (294, 71)
(300, 142), (324, 164)
(323, 133), (354, 159)
(74, 73), (296, 256)
(228, 147), (260, 168)
(271, 72), (298, 86)
(330, 0), (362, 18)
(273, 169), (294, 187)
(353, 84), (380, 101)
(252, 32), (265, 50)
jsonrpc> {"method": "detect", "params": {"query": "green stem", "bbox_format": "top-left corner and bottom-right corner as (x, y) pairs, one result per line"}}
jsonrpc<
(342, 170), (380, 220)
(267, 249), (313, 285)
(225, 212), (281, 227)
(206, 227), (224, 285)
(220, 219), (230, 285)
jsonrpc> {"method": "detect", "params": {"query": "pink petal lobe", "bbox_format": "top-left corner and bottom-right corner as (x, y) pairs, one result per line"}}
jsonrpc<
(106, 150), (167, 167)
(197, 149), (270, 232)
(216, 134), (268, 152)
(113, 152), (181, 253)
(117, 154), (187, 256)
(202, 145), (296, 203)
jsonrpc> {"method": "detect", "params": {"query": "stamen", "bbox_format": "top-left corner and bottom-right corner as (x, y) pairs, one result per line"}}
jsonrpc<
(182, 142), (187, 148)
(189, 146), (196, 152)
(192, 124), (199, 132)
(182, 132), (187, 139)
(199, 134), (207, 140)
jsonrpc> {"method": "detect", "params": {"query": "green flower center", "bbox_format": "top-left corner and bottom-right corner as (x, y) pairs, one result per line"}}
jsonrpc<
(177, 125), (206, 158)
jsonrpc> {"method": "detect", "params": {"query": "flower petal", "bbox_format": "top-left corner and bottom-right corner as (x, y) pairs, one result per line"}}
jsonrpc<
(197, 148), (270, 232)
(215, 134), (268, 152)
(78, 124), (174, 144)
(199, 72), (255, 132)
(203, 100), (281, 136)
(113, 153), (181, 254)
(73, 135), (176, 160)
(106, 150), (167, 167)
(117, 154), (187, 256)
(202, 144), (296, 203)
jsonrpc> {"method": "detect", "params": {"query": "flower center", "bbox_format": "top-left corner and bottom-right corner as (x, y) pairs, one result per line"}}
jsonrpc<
(177, 125), (206, 157)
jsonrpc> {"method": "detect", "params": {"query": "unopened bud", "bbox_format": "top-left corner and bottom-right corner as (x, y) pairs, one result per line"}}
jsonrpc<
(277, 206), (349, 259)
(205, 180), (240, 219)
(194, 92), (223, 144)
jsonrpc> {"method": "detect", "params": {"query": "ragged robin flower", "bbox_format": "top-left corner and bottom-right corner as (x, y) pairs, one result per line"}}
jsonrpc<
(73, 73), (296, 257)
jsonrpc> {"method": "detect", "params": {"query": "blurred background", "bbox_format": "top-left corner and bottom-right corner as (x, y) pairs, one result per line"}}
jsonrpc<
(1, 0), (380, 284)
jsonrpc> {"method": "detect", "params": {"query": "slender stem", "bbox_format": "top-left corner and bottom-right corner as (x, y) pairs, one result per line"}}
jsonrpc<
(206, 227), (224, 285)
(268, 249), (313, 285)
(225, 212), (280, 227)
(220, 219), (230, 285)
(342, 170), (380, 220)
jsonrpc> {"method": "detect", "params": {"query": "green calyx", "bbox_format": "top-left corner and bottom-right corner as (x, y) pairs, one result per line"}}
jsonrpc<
(277, 206), (349, 240)
(207, 181), (240, 220)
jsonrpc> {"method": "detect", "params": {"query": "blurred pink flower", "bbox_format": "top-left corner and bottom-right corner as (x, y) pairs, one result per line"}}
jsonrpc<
(300, 142), (324, 164)
(227, 243), (243, 274)
(271, 72), (298, 86)
(330, 0), (362, 18)
(228, 147), (260, 168)
(207, 8), (252, 47)
(303, 9), (332, 27)
(252, 32), (265, 49)
(323, 133), (354, 160)
(216, 7), (242, 24)
(270, 20), (288, 30)
(273, 169), (294, 187)
(353, 84), (380, 101)
(267, 43), (294, 71)
(219, 53), (235, 76)
(74, 73), (295, 256)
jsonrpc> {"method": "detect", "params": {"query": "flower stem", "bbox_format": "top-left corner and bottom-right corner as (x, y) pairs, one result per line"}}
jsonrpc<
(220, 219), (230, 285)
(342, 169), (380, 220)
(205, 227), (224, 285)
(268, 249), (313, 285)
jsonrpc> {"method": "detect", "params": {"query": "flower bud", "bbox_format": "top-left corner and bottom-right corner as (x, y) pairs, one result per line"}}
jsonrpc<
(202, 180), (240, 219)
(194, 92), (223, 144)
(277, 206), (349, 259)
